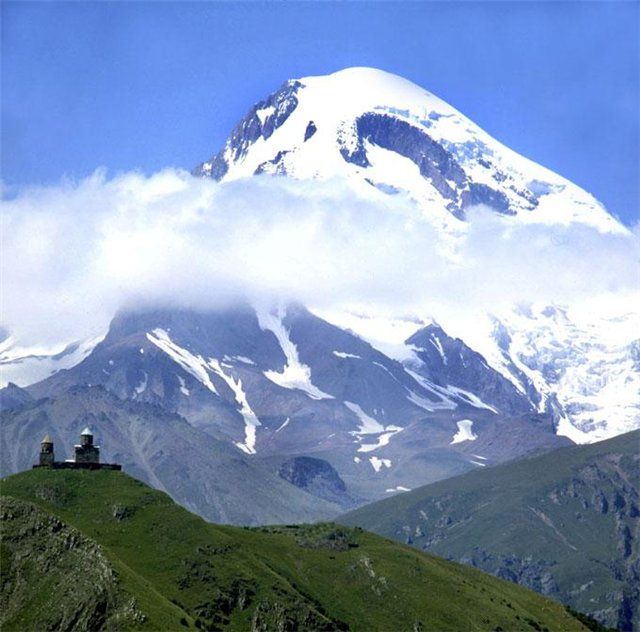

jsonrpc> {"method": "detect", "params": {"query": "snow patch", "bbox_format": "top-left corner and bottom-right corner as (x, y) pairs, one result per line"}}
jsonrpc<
(450, 419), (477, 444)
(146, 329), (218, 395)
(430, 335), (446, 362)
(446, 385), (498, 413)
(224, 355), (256, 365)
(357, 426), (403, 453)
(344, 401), (385, 434)
(369, 456), (392, 472)
(134, 371), (148, 395)
(405, 368), (457, 410)
(406, 389), (438, 412)
(257, 305), (334, 400)
(208, 359), (261, 455)
(255, 105), (276, 126)
(177, 375), (190, 396)
(333, 350), (362, 359)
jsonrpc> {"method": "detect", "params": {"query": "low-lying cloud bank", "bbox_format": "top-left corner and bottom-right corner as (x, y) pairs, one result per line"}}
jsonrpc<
(2, 168), (638, 346)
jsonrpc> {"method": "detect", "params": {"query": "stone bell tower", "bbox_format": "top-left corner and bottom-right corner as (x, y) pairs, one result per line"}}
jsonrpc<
(39, 435), (55, 466)
(74, 427), (100, 464)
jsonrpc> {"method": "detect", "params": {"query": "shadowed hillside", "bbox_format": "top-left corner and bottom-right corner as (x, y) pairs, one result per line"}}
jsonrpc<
(341, 431), (639, 631)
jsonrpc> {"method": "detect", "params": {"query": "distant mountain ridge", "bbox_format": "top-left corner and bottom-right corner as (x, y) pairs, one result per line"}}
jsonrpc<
(1, 303), (568, 525)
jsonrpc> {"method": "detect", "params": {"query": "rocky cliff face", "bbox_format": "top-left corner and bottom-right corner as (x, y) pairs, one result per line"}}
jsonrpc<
(0, 496), (145, 630)
(278, 456), (350, 506)
(193, 79), (303, 180)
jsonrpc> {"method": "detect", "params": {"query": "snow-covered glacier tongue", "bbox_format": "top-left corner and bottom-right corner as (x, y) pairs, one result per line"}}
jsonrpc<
(194, 66), (624, 235)
(489, 301), (640, 443)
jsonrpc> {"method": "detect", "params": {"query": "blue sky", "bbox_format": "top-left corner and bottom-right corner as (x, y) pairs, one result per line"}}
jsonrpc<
(2, 1), (638, 225)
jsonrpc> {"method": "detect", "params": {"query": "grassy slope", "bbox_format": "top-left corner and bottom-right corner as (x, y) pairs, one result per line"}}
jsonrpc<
(0, 468), (590, 632)
(340, 431), (639, 628)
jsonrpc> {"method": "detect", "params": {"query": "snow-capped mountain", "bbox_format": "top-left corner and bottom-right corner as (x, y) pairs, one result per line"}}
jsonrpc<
(1, 67), (636, 524)
(195, 67), (623, 234)
(191, 66), (637, 444)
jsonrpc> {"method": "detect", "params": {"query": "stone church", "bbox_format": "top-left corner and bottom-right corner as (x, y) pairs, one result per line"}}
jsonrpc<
(34, 428), (121, 471)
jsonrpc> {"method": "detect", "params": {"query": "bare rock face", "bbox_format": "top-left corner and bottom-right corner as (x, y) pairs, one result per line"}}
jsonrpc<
(0, 383), (33, 412)
(0, 496), (145, 630)
(278, 456), (350, 506)
(407, 324), (537, 416)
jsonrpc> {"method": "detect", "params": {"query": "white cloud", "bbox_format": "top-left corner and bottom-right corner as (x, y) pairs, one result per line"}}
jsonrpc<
(1, 169), (638, 346)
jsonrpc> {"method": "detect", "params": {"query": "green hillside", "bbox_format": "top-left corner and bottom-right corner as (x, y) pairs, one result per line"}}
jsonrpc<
(0, 469), (593, 631)
(341, 430), (640, 631)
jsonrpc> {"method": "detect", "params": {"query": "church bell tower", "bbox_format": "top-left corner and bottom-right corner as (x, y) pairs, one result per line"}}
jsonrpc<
(39, 435), (55, 466)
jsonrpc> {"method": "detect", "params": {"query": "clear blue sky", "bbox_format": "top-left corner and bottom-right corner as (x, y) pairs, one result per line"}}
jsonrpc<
(2, 1), (638, 225)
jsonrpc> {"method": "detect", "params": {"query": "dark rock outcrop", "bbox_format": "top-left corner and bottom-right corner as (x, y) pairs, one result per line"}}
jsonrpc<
(279, 456), (348, 505)
(194, 80), (303, 179)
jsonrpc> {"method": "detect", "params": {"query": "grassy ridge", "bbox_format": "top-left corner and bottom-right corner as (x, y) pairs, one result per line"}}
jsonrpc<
(0, 468), (591, 631)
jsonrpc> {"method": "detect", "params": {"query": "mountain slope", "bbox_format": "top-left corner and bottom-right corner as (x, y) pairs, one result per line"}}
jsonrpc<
(0, 384), (343, 525)
(1, 468), (595, 631)
(340, 430), (640, 630)
(1, 303), (569, 524)
(0, 496), (154, 630)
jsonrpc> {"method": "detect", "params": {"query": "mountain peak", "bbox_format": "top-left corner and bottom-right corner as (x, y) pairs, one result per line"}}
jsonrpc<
(298, 66), (442, 107)
(194, 68), (623, 234)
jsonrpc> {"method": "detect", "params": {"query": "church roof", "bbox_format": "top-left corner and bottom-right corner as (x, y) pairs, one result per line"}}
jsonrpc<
(80, 427), (93, 436)
(41, 434), (52, 444)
